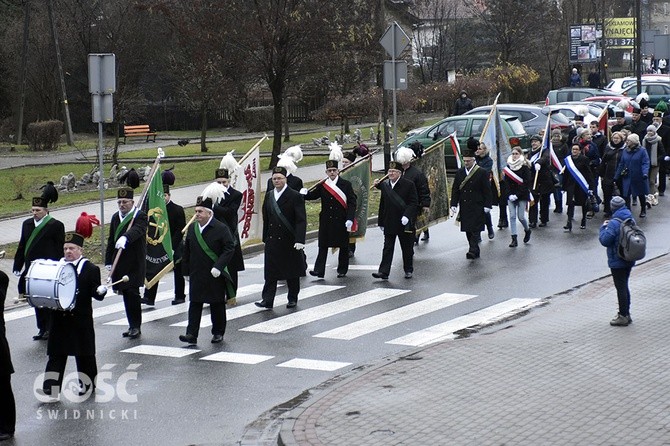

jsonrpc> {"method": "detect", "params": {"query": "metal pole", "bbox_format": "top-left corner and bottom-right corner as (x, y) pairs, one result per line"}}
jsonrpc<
(635, 0), (642, 90)
(47, 0), (75, 146)
(392, 23), (398, 151)
(16, 0), (30, 145)
(98, 121), (105, 257)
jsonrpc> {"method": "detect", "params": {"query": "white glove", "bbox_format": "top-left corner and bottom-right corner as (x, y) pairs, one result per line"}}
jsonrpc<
(401, 216), (409, 226)
(96, 285), (108, 296)
(665, 156), (670, 162)
(450, 206), (457, 214)
(345, 220), (353, 230)
(293, 243), (305, 250)
(115, 236), (128, 250)
(484, 207), (491, 214)
(105, 265), (112, 271)
(534, 163), (541, 171)
(508, 194), (518, 202)
(299, 188), (308, 195)
(13, 271), (21, 277)
(210, 267), (221, 278)
(184, 275), (189, 282)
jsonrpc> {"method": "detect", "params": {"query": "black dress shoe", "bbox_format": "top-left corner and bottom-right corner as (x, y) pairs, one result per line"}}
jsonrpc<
(466, 251), (476, 259)
(211, 335), (223, 343)
(528, 222), (537, 229)
(309, 270), (324, 278)
(286, 301), (297, 309)
(127, 328), (141, 339)
(33, 330), (49, 340)
(337, 273), (346, 278)
(538, 222), (547, 227)
(404, 272), (413, 279)
(179, 334), (197, 344)
(171, 298), (186, 305)
(0, 432), (14, 441)
(140, 298), (155, 306)
(371, 272), (389, 280)
(421, 233), (430, 241)
(254, 301), (273, 309)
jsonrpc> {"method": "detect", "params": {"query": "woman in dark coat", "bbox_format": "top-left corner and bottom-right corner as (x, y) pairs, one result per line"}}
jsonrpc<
(528, 135), (555, 228)
(0, 270), (15, 441)
(502, 146), (532, 247)
(562, 143), (595, 231)
(600, 131), (626, 217)
(615, 133), (650, 218)
(474, 140), (498, 238)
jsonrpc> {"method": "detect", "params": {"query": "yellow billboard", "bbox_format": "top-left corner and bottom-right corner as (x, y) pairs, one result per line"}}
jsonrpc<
(605, 17), (635, 49)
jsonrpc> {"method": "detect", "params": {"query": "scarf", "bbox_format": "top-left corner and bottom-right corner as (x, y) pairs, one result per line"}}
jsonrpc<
(645, 132), (659, 144)
(506, 154), (525, 171)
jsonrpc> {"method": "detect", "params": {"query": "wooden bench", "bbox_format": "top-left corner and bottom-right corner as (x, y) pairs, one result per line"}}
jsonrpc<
(122, 124), (157, 144)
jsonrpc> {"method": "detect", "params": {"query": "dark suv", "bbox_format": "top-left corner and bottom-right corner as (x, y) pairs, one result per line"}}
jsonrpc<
(545, 87), (613, 105)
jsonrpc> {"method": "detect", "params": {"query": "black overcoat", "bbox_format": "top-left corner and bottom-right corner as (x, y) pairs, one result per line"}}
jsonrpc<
(266, 174), (303, 192)
(13, 216), (65, 293)
(450, 165), (493, 233)
(563, 154), (594, 204)
(212, 187), (245, 272)
(304, 177), (357, 247)
(182, 217), (235, 304)
(377, 178), (419, 236)
(402, 165), (431, 208)
(166, 200), (186, 261)
(47, 259), (102, 356)
(0, 271), (13, 376)
(105, 208), (148, 290)
(262, 187), (307, 280)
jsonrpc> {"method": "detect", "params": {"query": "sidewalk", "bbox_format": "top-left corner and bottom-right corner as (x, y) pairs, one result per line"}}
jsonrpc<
(276, 254), (670, 446)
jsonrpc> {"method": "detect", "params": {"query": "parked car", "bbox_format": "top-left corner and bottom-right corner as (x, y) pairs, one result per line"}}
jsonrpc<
(542, 104), (599, 126)
(398, 114), (529, 170)
(545, 87), (613, 105)
(605, 75), (670, 93)
(464, 104), (571, 136)
(582, 96), (635, 112)
(620, 82), (670, 109)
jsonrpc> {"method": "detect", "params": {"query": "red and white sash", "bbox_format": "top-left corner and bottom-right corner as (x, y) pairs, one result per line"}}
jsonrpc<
(322, 179), (348, 209)
(502, 166), (524, 185)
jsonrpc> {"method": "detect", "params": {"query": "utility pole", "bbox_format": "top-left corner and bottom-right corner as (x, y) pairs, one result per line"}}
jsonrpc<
(376, 0), (390, 171)
(16, 0), (30, 145)
(47, 0), (75, 146)
(635, 0), (642, 90)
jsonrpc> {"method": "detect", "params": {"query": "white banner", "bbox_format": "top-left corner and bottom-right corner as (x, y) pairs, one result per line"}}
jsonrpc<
(231, 147), (262, 246)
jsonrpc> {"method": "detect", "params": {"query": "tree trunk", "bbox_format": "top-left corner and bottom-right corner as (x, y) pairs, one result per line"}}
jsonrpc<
(269, 79), (284, 169)
(200, 102), (208, 152)
(283, 100), (290, 142)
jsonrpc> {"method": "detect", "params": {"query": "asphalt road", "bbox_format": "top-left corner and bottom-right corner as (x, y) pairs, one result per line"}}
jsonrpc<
(4, 200), (669, 445)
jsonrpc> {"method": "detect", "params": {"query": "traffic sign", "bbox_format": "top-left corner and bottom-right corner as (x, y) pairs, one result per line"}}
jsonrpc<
(380, 22), (410, 59)
(383, 61), (408, 90)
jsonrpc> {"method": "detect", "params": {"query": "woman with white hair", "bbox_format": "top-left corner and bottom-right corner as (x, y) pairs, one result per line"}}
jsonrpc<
(615, 133), (650, 218)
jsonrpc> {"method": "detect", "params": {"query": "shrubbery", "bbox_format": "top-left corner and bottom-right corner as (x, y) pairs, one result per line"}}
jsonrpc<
(242, 106), (274, 132)
(26, 120), (63, 151)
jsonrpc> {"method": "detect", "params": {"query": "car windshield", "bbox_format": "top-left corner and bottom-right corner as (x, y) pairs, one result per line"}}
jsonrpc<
(427, 119), (465, 139)
(548, 112), (571, 124)
(504, 117), (525, 135)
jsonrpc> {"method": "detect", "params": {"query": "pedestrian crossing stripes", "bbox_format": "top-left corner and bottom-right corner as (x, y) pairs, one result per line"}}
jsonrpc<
(313, 293), (477, 340)
(121, 345), (201, 358)
(200, 352), (274, 364)
(240, 288), (409, 334)
(386, 298), (543, 347)
(276, 358), (352, 371)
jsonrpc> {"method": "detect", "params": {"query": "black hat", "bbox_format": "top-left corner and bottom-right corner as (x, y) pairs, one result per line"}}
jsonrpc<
(162, 168), (175, 186)
(196, 196), (213, 210)
(163, 184), (170, 194)
(64, 232), (84, 247)
(615, 110), (625, 118)
(40, 181), (58, 205)
(32, 196), (48, 208)
(215, 168), (229, 179)
(530, 134), (542, 142)
(388, 161), (402, 171)
(117, 187), (134, 200)
(639, 98), (649, 108)
(343, 151), (356, 163)
(461, 148), (475, 158)
(466, 137), (479, 151)
(272, 166), (288, 177)
(326, 160), (338, 169)
(118, 168), (140, 189)
(631, 103), (641, 112)
(653, 110), (664, 118)
(574, 115), (584, 122)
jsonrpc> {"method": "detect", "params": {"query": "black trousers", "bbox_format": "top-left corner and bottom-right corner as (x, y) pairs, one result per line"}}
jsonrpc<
(611, 267), (632, 317)
(261, 278), (300, 306)
(43, 354), (98, 392)
(529, 193), (551, 224)
(659, 162), (667, 194)
(0, 374), (15, 435)
(122, 287), (141, 329)
(465, 232), (481, 256)
(186, 302), (226, 338)
(314, 242), (350, 276)
(378, 232), (414, 275)
(228, 268), (239, 298)
(143, 262), (185, 304)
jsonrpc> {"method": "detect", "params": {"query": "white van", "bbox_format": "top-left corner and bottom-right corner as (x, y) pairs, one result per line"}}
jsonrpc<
(605, 74), (670, 93)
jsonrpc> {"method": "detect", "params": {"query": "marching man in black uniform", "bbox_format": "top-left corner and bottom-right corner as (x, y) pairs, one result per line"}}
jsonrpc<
(105, 187), (147, 339)
(256, 166), (307, 309)
(212, 168), (245, 303)
(303, 160), (357, 278)
(0, 269), (15, 441)
(40, 232), (105, 398)
(450, 147), (493, 259)
(180, 196), (235, 345)
(372, 161), (419, 280)
(13, 188), (64, 340)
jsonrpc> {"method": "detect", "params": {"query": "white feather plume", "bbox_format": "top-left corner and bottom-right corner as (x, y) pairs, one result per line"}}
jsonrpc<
(394, 147), (415, 164)
(635, 92), (649, 103)
(219, 151), (240, 172)
(277, 155), (298, 175)
(282, 145), (303, 164)
(201, 182), (226, 202)
(328, 141), (343, 161)
(575, 105), (589, 117)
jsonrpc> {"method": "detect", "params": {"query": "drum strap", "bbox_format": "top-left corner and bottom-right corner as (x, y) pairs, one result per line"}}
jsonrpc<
(76, 258), (88, 275)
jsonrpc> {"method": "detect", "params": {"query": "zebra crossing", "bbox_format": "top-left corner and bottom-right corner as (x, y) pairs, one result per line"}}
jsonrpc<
(5, 273), (542, 372)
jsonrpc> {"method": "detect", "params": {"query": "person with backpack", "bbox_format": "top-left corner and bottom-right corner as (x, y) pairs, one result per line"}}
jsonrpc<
(599, 196), (637, 327)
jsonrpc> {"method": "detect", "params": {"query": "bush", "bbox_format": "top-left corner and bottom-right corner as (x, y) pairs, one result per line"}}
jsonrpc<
(26, 120), (63, 151)
(396, 112), (422, 132)
(242, 106), (274, 132)
(0, 118), (15, 143)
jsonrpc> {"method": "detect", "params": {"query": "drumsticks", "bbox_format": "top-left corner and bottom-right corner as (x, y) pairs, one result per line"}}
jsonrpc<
(107, 275), (129, 287)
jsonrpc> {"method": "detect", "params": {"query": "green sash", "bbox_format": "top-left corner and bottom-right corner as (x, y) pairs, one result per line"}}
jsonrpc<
(25, 215), (53, 257)
(194, 224), (236, 299)
(268, 191), (295, 234)
(114, 209), (136, 241)
(382, 180), (407, 210)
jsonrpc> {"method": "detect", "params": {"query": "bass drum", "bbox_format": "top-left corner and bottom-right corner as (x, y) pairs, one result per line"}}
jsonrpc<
(26, 259), (78, 311)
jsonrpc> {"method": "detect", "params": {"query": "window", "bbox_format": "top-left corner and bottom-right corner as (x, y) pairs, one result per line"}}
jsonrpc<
(470, 119), (487, 137)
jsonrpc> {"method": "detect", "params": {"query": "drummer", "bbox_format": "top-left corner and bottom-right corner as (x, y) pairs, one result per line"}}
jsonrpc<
(40, 233), (106, 398)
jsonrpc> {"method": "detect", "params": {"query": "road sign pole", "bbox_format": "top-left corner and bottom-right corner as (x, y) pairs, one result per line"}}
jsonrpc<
(392, 26), (397, 150)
